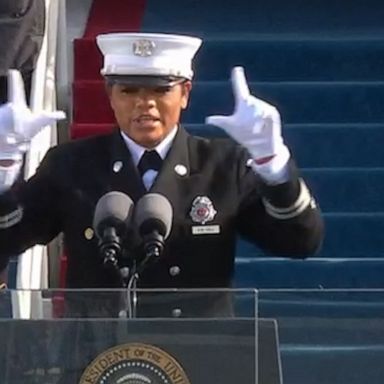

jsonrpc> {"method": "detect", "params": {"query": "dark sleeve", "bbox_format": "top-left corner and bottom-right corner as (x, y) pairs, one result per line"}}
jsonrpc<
(0, 147), (63, 261)
(236, 148), (324, 258)
(0, 0), (45, 74)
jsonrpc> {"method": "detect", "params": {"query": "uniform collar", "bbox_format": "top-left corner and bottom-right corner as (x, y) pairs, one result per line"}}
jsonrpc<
(108, 125), (196, 202)
(120, 125), (178, 166)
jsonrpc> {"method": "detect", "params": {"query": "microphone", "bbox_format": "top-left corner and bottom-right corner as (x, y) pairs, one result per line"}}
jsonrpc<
(93, 191), (134, 267)
(134, 193), (173, 260)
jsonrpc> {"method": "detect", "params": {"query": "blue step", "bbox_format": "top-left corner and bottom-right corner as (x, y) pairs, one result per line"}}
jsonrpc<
(284, 124), (384, 168)
(281, 347), (384, 384)
(192, 39), (384, 82)
(302, 168), (384, 213)
(188, 122), (384, 211)
(75, 81), (384, 124)
(234, 258), (384, 288)
(184, 81), (384, 124)
(75, 37), (384, 82)
(185, 123), (384, 168)
(257, 291), (384, 319)
(257, 291), (384, 384)
(142, 0), (384, 35)
(236, 213), (384, 258)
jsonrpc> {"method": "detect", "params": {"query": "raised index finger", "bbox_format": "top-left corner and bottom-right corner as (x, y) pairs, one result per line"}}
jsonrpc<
(231, 66), (250, 102)
(7, 70), (27, 106)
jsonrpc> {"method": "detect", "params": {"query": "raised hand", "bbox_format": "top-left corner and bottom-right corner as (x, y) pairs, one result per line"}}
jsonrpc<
(0, 70), (66, 191)
(205, 66), (288, 163)
(0, 69), (65, 151)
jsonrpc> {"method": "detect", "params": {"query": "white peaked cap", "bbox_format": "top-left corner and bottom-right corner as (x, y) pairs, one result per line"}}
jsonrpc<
(96, 32), (202, 80)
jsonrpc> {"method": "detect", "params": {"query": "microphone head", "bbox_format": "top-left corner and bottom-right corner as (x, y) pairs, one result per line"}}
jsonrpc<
(134, 193), (173, 239)
(93, 191), (134, 238)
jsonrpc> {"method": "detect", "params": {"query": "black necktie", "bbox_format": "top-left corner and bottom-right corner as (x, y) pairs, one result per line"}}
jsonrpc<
(137, 150), (163, 176)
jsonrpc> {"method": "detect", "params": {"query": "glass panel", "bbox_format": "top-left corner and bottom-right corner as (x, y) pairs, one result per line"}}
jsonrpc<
(258, 289), (384, 384)
(0, 289), (257, 384)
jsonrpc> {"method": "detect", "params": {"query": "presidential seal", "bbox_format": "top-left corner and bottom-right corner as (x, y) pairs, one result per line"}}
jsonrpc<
(79, 343), (191, 384)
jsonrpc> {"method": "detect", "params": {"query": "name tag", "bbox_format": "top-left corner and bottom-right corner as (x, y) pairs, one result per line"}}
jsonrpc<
(192, 225), (220, 235)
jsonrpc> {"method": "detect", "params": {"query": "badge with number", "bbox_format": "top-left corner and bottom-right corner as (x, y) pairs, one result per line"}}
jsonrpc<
(189, 196), (217, 224)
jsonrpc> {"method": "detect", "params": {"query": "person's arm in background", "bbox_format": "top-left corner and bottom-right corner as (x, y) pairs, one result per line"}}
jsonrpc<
(0, 0), (45, 104)
(206, 67), (324, 256)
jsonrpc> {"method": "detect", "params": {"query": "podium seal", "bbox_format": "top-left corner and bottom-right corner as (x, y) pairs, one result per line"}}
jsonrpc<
(79, 343), (191, 384)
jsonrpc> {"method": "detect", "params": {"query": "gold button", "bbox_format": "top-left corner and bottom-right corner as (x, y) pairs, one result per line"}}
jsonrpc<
(84, 227), (94, 240)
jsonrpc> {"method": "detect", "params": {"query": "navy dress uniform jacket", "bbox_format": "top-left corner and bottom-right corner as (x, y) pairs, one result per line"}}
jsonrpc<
(0, 126), (323, 291)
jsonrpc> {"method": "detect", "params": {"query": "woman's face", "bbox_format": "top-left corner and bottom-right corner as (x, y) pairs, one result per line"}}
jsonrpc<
(108, 81), (192, 148)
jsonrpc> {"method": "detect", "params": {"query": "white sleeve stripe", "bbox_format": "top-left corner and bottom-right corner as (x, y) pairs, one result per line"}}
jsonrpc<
(262, 179), (315, 220)
(264, 197), (315, 219)
(0, 207), (24, 229)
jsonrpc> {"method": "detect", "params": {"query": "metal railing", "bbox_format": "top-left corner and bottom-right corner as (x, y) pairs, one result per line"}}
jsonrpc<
(14, 0), (62, 318)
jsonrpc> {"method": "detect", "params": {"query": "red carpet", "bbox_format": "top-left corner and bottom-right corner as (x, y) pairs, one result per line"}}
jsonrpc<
(73, 39), (103, 82)
(72, 81), (113, 123)
(71, 123), (115, 139)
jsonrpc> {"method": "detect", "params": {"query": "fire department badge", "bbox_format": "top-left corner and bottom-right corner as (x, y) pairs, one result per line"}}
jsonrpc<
(79, 343), (191, 384)
(132, 39), (156, 57)
(189, 196), (217, 224)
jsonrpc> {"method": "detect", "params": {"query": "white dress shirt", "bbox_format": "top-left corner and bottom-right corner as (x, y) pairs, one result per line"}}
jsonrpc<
(120, 126), (178, 190)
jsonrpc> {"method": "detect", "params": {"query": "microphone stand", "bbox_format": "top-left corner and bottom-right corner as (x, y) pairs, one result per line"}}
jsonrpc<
(118, 262), (139, 319)
(114, 262), (139, 346)
(118, 239), (164, 318)
(104, 231), (164, 319)
(98, 234), (139, 319)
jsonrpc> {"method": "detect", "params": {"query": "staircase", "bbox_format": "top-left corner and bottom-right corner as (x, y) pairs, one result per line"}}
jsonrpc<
(66, 1), (384, 383)
(71, 0), (384, 289)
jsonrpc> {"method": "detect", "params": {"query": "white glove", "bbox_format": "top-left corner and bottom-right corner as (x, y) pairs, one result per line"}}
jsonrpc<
(0, 69), (66, 151)
(206, 67), (290, 182)
(0, 69), (66, 191)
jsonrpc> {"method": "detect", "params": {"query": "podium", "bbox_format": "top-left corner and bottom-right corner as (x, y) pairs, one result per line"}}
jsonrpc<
(0, 289), (283, 384)
(4, 289), (383, 384)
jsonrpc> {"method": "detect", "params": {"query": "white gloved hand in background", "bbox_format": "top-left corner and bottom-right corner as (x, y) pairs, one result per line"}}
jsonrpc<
(206, 67), (290, 183)
(0, 70), (66, 192)
(0, 69), (66, 151)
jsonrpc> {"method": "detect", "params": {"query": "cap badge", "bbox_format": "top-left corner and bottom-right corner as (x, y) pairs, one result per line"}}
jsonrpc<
(132, 39), (156, 57)
(189, 196), (217, 224)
